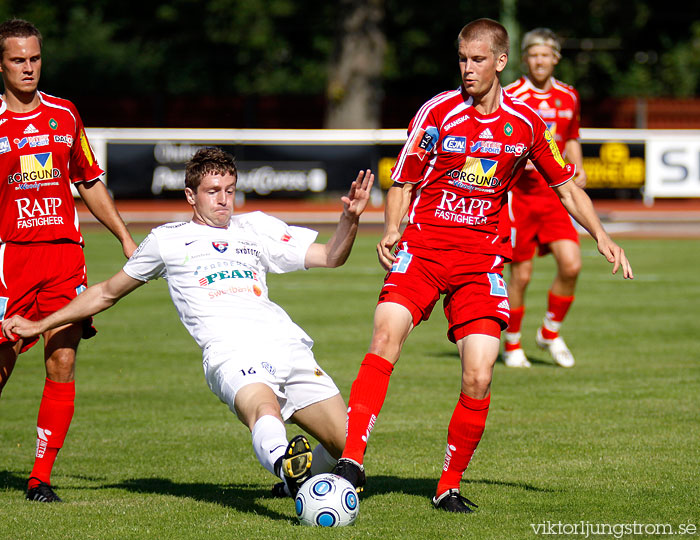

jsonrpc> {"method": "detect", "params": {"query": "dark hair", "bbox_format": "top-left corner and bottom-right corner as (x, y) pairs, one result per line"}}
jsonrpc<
(0, 19), (42, 56)
(457, 18), (509, 58)
(185, 147), (237, 191)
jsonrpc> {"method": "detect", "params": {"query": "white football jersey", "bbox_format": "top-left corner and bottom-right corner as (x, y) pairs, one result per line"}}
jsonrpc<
(123, 211), (318, 351)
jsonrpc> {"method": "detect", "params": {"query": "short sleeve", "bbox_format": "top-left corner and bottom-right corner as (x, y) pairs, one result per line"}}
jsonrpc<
(390, 103), (441, 185)
(122, 232), (166, 282)
(529, 115), (576, 188)
(68, 103), (104, 184)
(243, 213), (318, 274)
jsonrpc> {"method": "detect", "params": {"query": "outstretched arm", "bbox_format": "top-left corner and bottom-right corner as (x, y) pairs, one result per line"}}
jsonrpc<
(304, 169), (374, 269)
(1, 270), (145, 340)
(553, 180), (633, 279)
(77, 180), (138, 258)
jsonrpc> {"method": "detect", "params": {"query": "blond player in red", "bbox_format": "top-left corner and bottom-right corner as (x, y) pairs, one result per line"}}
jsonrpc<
(332, 19), (632, 513)
(0, 19), (137, 502)
(503, 28), (586, 368)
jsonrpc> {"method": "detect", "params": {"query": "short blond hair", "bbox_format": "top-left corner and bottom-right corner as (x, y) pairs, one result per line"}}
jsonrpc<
(457, 18), (509, 58)
(521, 28), (561, 59)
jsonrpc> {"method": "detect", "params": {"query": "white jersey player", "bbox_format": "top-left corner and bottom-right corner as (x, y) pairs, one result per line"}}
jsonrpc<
(2, 147), (375, 498)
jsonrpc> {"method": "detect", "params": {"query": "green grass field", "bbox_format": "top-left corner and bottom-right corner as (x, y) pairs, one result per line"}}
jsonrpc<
(1, 230), (698, 540)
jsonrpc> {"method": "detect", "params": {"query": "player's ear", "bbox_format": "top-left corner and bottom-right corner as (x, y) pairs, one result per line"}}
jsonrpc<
(496, 53), (508, 73)
(184, 187), (196, 205)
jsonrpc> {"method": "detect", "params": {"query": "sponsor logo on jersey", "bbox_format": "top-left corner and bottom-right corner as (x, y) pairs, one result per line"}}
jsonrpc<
(537, 102), (557, 119)
(407, 126), (439, 158)
(442, 135), (466, 153)
(212, 241), (228, 253)
(447, 157), (501, 192)
(444, 114), (469, 131)
(0, 136), (10, 155)
(8, 152), (61, 184)
(54, 134), (73, 146)
(199, 269), (257, 286)
(79, 129), (94, 166)
(469, 140), (502, 155)
(505, 143), (527, 156)
(558, 109), (573, 119)
(0, 119), (8, 127)
(544, 129), (566, 167)
(435, 190), (493, 225)
(15, 196), (65, 229)
(235, 247), (261, 257)
(23, 123), (39, 134)
(14, 134), (49, 149)
(478, 128), (493, 139)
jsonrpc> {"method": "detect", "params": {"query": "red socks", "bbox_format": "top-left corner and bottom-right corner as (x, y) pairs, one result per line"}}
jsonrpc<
(436, 392), (490, 497)
(504, 305), (525, 350)
(28, 378), (75, 489)
(342, 353), (394, 464)
(541, 291), (575, 340)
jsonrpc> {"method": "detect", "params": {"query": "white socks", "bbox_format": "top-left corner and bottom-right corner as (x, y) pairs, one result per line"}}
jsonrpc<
(310, 443), (338, 476)
(251, 415), (288, 476)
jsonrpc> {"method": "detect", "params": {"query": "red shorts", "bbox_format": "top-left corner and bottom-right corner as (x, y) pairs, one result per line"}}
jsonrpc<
(509, 191), (579, 263)
(378, 246), (510, 342)
(0, 242), (95, 353)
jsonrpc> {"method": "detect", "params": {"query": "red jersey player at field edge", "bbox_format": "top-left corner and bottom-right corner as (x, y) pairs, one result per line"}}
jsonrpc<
(0, 19), (137, 503)
(502, 28), (587, 369)
(332, 18), (632, 514)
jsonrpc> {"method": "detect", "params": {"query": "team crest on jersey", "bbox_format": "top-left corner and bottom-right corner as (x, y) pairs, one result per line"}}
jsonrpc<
(212, 241), (229, 253)
(49, 118), (58, 130)
(0, 136), (10, 155)
(8, 152), (61, 184)
(447, 157), (501, 192)
(504, 123), (513, 136)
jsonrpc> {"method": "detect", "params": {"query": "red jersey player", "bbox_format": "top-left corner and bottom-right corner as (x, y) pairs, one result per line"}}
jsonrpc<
(503, 28), (587, 368)
(0, 19), (137, 502)
(333, 19), (632, 513)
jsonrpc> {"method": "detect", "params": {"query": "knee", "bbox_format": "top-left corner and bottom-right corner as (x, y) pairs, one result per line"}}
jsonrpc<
(368, 326), (402, 361)
(461, 370), (493, 399)
(510, 265), (532, 290)
(45, 350), (76, 381)
(559, 258), (582, 282)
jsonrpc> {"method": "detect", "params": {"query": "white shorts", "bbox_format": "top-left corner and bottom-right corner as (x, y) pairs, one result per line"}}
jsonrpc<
(202, 339), (340, 421)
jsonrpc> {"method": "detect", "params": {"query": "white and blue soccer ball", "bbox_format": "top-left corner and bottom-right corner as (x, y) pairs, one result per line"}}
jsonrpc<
(295, 473), (359, 527)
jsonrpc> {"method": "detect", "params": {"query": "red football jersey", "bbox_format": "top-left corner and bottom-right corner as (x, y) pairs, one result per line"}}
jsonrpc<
(390, 87), (575, 257)
(0, 92), (103, 244)
(505, 76), (581, 196)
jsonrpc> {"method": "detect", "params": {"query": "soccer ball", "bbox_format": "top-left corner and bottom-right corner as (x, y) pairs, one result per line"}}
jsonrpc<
(294, 473), (359, 527)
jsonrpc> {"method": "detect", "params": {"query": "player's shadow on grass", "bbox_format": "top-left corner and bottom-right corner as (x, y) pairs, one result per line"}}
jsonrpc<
(105, 477), (290, 520)
(0, 470), (28, 493)
(363, 474), (554, 500)
(495, 352), (559, 368)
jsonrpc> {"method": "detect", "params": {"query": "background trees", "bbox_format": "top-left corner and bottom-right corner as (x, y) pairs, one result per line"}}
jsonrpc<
(2, 0), (698, 127)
